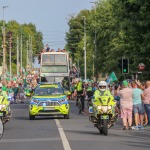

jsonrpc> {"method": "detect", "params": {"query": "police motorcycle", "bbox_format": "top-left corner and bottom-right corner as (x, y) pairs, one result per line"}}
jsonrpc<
(0, 95), (11, 125)
(89, 95), (118, 136)
(0, 94), (12, 139)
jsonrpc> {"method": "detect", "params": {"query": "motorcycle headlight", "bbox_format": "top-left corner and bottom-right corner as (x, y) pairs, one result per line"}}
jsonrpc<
(97, 106), (102, 110)
(102, 106), (108, 113)
(0, 104), (6, 110)
(108, 106), (112, 110)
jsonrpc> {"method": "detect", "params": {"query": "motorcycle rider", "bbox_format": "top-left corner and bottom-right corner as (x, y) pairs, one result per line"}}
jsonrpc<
(94, 81), (118, 125)
(0, 83), (11, 123)
(94, 81), (114, 99)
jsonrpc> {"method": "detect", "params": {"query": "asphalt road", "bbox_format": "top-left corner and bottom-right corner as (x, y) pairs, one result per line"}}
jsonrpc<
(0, 100), (150, 150)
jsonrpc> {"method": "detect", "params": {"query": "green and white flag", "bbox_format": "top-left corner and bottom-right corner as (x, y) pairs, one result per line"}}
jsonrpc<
(107, 72), (118, 84)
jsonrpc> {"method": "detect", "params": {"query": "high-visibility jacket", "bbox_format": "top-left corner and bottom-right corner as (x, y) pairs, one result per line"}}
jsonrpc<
(87, 86), (93, 91)
(77, 81), (83, 91)
(94, 89), (114, 100)
(0, 91), (8, 99)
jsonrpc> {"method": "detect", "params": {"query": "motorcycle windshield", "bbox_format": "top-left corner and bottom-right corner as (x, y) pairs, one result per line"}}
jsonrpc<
(99, 96), (111, 105)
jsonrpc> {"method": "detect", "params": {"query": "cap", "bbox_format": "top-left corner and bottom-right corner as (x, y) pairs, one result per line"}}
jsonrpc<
(122, 80), (128, 87)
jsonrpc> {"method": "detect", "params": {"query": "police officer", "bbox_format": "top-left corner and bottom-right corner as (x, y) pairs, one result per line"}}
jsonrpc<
(94, 81), (113, 99)
(75, 79), (85, 112)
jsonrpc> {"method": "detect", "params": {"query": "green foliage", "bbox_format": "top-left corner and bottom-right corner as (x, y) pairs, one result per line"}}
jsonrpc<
(0, 20), (43, 73)
(65, 0), (150, 80)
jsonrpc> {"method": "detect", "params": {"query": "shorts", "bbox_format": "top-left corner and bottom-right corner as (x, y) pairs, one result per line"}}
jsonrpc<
(133, 103), (145, 114)
(121, 107), (133, 119)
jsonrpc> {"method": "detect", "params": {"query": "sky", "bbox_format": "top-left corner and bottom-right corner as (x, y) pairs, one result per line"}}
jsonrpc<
(0, 0), (95, 50)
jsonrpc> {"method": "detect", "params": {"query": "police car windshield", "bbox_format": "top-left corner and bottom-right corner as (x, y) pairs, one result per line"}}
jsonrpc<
(34, 87), (64, 96)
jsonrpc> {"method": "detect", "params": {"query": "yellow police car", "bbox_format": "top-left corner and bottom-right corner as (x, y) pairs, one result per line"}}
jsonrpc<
(29, 82), (70, 120)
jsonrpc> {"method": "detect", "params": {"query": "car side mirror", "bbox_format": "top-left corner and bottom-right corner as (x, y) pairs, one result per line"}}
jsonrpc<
(26, 93), (31, 97)
(64, 90), (71, 95)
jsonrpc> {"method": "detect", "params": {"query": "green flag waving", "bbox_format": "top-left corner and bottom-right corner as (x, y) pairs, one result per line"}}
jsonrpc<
(106, 72), (118, 84)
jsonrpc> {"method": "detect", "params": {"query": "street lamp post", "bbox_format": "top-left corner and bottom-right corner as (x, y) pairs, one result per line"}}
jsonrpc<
(17, 36), (19, 77)
(2, 6), (9, 79)
(90, 1), (98, 81)
(6, 31), (12, 81)
(83, 16), (87, 81)
(20, 27), (23, 73)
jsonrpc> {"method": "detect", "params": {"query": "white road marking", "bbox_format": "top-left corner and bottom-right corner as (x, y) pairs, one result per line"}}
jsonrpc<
(55, 119), (71, 150)
(0, 137), (60, 143)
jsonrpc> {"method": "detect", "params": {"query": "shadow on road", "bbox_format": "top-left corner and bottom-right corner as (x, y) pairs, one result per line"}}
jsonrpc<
(13, 116), (64, 121)
(64, 129), (100, 136)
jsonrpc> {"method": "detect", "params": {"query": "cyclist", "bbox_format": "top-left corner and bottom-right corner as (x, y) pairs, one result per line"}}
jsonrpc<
(85, 81), (94, 108)
(75, 78), (85, 112)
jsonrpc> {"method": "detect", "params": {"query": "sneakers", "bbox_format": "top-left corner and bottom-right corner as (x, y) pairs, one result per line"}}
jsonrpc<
(132, 126), (139, 130)
(128, 126), (132, 130)
(123, 126), (127, 130)
(140, 126), (144, 129)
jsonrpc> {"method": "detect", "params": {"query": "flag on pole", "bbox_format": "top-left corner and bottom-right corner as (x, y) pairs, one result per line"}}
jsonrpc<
(106, 72), (118, 84)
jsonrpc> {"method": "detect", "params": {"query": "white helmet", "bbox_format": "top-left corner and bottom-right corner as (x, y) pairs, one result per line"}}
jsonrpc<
(98, 81), (107, 91)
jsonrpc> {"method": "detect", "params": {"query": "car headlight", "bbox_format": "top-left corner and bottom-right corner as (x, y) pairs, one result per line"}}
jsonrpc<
(32, 99), (38, 103)
(59, 99), (66, 103)
(0, 104), (6, 110)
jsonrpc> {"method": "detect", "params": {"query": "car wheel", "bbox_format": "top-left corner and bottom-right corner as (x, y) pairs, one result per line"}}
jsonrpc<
(64, 113), (69, 119)
(29, 114), (35, 120)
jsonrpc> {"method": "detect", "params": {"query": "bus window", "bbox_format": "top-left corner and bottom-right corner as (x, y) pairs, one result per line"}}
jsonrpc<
(50, 55), (55, 63)
(55, 54), (66, 63)
(42, 55), (50, 64)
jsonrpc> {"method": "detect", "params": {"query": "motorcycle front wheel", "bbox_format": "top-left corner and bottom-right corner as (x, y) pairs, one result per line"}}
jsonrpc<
(0, 119), (4, 139)
(103, 120), (108, 136)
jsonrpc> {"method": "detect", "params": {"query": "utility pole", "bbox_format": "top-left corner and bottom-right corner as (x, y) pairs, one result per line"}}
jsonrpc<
(83, 16), (87, 81)
(17, 36), (19, 77)
(2, 6), (9, 79)
(30, 36), (33, 69)
(29, 35), (33, 71)
(20, 27), (23, 74)
(6, 31), (12, 81)
(90, 1), (97, 81)
(26, 40), (28, 69)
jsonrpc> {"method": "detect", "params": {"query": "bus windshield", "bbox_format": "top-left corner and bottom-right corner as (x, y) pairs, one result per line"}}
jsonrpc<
(42, 54), (67, 65)
(41, 66), (68, 73)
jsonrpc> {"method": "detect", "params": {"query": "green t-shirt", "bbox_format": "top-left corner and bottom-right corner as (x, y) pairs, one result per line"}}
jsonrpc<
(2, 86), (8, 92)
(8, 88), (13, 94)
(6, 77), (10, 81)
(13, 87), (19, 93)
(13, 77), (17, 81)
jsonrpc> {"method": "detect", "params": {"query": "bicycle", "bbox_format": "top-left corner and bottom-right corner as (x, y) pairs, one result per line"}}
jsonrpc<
(86, 91), (94, 108)
(77, 94), (82, 114)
